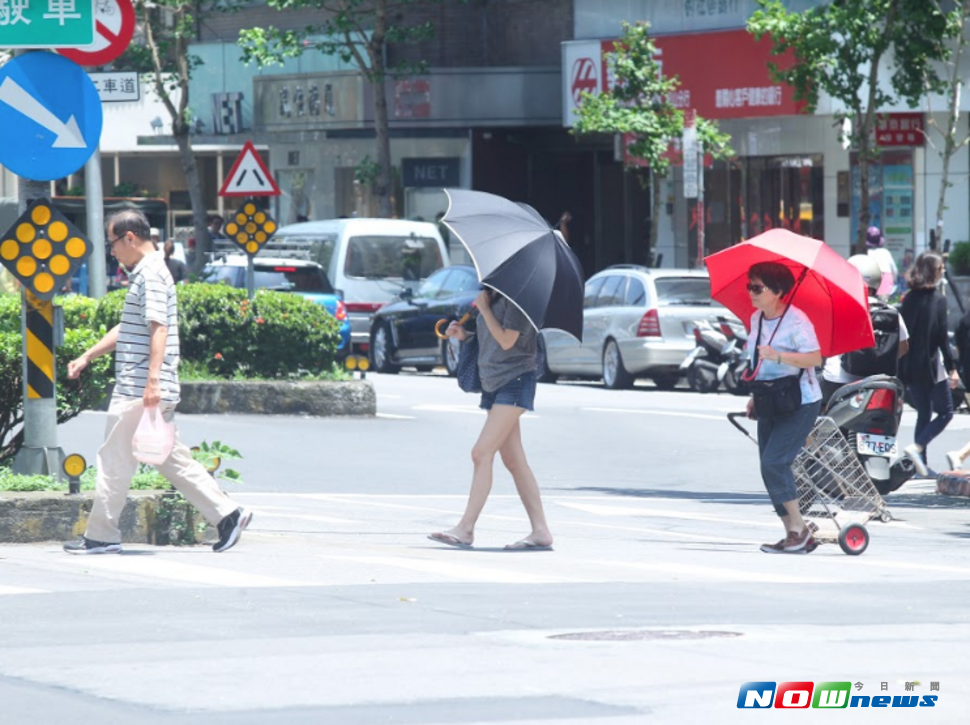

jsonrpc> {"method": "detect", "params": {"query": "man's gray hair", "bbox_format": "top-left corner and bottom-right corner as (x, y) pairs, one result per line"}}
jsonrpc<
(107, 210), (151, 241)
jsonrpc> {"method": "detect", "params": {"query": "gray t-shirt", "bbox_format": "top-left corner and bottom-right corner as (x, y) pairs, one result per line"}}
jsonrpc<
(114, 250), (181, 403)
(476, 296), (537, 392)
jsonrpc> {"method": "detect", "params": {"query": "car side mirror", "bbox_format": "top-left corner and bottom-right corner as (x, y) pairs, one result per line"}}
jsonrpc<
(400, 287), (414, 301)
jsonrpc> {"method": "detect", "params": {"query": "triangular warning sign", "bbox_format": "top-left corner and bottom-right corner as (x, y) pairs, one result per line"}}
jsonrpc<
(219, 141), (281, 197)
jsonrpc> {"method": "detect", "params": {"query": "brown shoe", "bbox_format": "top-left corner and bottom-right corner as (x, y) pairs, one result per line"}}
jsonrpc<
(760, 538), (787, 553)
(782, 528), (812, 552)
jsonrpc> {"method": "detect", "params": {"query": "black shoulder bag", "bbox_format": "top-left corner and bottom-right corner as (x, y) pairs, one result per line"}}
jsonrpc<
(746, 310), (804, 420)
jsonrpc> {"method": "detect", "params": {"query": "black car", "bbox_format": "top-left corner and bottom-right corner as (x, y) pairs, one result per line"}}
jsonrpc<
(369, 265), (478, 375)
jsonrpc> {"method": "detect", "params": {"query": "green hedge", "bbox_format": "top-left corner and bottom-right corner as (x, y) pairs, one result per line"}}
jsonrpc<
(0, 296), (113, 464)
(1, 283), (341, 463)
(95, 284), (341, 378)
(948, 241), (970, 277)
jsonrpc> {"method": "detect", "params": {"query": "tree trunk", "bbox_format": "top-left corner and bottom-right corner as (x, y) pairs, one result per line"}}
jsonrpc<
(174, 129), (210, 273)
(650, 172), (662, 267)
(857, 111), (871, 257)
(372, 76), (394, 219)
(935, 4), (968, 246)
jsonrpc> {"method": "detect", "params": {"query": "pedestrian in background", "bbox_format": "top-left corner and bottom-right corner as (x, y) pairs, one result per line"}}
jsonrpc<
(866, 226), (898, 300)
(429, 287), (553, 550)
(745, 262), (823, 554)
(164, 238), (188, 284)
(900, 251), (960, 477)
(63, 210), (250, 555)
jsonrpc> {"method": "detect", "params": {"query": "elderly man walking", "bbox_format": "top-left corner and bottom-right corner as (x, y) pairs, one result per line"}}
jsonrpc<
(63, 210), (250, 554)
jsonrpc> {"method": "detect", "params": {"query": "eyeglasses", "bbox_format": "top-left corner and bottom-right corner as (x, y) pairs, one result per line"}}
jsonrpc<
(747, 283), (767, 295)
(107, 234), (126, 247)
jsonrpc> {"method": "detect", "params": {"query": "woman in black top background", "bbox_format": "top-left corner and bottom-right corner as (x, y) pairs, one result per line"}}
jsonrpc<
(900, 252), (960, 477)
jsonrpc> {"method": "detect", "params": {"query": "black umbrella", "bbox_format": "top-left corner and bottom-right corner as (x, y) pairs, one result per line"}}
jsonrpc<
(442, 189), (585, 341)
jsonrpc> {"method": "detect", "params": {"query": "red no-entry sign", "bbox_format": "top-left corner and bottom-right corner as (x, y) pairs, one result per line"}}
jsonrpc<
(58, 0), (136, 68)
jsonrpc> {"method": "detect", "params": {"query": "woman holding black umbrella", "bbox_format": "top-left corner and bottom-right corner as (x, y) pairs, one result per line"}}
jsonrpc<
(428, 287), (553, 550)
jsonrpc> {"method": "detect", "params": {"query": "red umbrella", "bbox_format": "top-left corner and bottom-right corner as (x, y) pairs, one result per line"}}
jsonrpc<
(705, 229), (874, 357)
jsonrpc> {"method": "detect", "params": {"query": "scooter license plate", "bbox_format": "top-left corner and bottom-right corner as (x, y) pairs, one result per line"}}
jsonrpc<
(856, 433), (897, 457)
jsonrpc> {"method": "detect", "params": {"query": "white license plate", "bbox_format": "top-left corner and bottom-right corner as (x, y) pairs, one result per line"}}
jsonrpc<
(856, 433), (897, 457)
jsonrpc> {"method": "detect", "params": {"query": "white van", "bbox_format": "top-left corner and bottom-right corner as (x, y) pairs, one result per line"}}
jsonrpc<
(264, 218), (450, 350)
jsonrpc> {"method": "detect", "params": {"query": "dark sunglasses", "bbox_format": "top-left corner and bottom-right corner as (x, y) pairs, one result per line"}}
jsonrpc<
(747, 283), (768, 295)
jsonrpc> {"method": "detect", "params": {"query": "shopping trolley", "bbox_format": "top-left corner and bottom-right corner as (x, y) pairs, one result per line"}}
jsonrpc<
(728, 413), (892, 555)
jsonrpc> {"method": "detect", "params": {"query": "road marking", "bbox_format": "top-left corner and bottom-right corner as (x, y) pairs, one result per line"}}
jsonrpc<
(250, 507), (360, 525)
(558, 501), (780, 528)
(411, 404), (538, 419)
(585, 559), (837, 584)
(0, 585), (49, 595)
(64, 557), (319, 588)
(318, 553), (582, 584)
(376, 413), (416, 420)
(581, 407), (725, 421)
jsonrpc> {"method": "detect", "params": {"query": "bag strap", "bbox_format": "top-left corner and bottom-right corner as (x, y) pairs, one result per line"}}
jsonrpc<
(745, 306), (805, 382)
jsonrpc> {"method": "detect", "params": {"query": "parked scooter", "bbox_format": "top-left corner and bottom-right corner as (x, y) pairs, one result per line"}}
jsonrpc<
(680, 320), (727, 393)
(822, 374), (916, 496)
(716, 320), (750, 396)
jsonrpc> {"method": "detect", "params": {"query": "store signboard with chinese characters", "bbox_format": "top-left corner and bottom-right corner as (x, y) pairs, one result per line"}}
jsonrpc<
(253, 73), (362, 131)
(562, 29), (800, 126)
(0, 0), (94, 48)
(875, 113), (925, 147)
(88, 72), (139, 103)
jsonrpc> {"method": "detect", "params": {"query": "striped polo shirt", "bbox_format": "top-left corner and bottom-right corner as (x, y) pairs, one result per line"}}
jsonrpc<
(114, 250), (181, 403)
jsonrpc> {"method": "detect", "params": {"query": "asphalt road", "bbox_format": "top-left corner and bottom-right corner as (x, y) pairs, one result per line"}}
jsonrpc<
(2, 372), (969, 724)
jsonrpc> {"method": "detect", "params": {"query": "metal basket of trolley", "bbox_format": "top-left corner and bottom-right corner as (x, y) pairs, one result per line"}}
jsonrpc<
(728, 413), (891, 555)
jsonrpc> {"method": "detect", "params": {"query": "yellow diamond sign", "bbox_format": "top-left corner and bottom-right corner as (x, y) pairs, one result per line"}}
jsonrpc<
(225, 201), (277, 257)
(0, 199), (92, 300)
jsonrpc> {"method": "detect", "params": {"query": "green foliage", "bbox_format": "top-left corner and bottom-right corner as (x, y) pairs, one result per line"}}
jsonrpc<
(948, 241), (970, 276)
(177, 283), (340, 378)
(238, 0), (439, 81)
(573, 22), (733, 176)
(0, 298), (113, 464)
(92, 288), (127, 331)
(748, 0), (954, 134)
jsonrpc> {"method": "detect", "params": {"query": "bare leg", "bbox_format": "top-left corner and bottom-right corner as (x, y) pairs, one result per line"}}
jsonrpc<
(952, 440), (970, 463)
(499, 416), (552, 547)
(780, 501), (806, 534)
(431, 405), (522, 546)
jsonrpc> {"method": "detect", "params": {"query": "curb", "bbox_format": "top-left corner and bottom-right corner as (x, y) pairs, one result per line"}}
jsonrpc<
(176, 379), (376, 416)
(0, 491), (211, 545)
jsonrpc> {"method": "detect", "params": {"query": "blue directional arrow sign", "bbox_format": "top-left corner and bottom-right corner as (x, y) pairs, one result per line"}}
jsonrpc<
(0, 53), (103, 182)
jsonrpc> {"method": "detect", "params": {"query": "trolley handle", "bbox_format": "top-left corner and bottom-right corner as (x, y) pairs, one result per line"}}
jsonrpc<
(727, 411), (759, 445)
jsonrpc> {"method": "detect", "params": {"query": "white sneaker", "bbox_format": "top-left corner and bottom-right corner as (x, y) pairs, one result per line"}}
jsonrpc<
(946, 451), (963, 472)
(904, 444), (929, 478)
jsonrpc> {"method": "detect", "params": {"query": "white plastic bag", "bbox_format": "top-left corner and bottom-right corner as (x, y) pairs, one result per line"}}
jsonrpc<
(132, 407), (175, 465)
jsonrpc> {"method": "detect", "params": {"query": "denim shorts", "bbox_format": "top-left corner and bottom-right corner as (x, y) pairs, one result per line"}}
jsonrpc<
(480, 371), (537, 411)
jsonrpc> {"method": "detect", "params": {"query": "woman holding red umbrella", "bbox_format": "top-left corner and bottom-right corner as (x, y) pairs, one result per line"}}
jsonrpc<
(745, 262), (823, 554)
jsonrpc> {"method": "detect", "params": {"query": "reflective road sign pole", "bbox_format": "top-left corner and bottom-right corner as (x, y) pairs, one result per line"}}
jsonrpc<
(13, 178), (62, 477)
(85, 148), (107, 298)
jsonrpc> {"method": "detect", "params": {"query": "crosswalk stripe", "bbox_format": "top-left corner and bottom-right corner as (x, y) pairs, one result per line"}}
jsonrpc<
(582, 407), (725, 421)
(64, 556), (319, 588)
(587, 558), (837, 584)
(0, 585), (49, 595)
(317, 553), (583, 584)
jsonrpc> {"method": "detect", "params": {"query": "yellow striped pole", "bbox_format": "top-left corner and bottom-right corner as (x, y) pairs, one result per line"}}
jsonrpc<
(24, 290), (55, 399)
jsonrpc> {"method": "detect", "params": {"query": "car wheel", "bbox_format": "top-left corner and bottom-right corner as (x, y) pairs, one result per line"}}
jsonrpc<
(370, 323), (400, 374)
(443, 337), (460, 377)
(602, 339), (634, 390)
(652, 374), (679, 391)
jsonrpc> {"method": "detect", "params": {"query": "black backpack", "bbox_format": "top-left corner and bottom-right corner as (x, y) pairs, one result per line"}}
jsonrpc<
(842, 302), (901, 377)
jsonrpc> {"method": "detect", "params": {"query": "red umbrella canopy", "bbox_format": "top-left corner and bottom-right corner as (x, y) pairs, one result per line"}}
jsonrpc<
(705, 229), (874, 357)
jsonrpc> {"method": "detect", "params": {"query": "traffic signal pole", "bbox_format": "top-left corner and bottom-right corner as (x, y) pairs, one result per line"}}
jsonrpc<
(12, 177), (63, 477)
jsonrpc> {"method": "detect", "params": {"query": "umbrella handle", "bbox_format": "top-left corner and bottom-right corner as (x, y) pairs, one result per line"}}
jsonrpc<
(435, 311), (472, 340)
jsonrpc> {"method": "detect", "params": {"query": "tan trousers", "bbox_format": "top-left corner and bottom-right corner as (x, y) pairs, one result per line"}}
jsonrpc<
(85, 396), (238, 543)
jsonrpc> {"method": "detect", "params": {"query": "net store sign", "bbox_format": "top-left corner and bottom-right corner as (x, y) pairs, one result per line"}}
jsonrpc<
(0, 0), (95, 48)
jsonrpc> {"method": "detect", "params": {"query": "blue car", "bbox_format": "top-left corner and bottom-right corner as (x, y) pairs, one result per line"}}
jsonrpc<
(202, 255), (351, 357)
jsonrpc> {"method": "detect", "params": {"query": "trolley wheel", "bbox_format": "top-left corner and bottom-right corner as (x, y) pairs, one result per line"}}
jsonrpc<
(805, 538), (820, 554)
(878, 511), (893, 523)
(838, 523), (869, 555)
